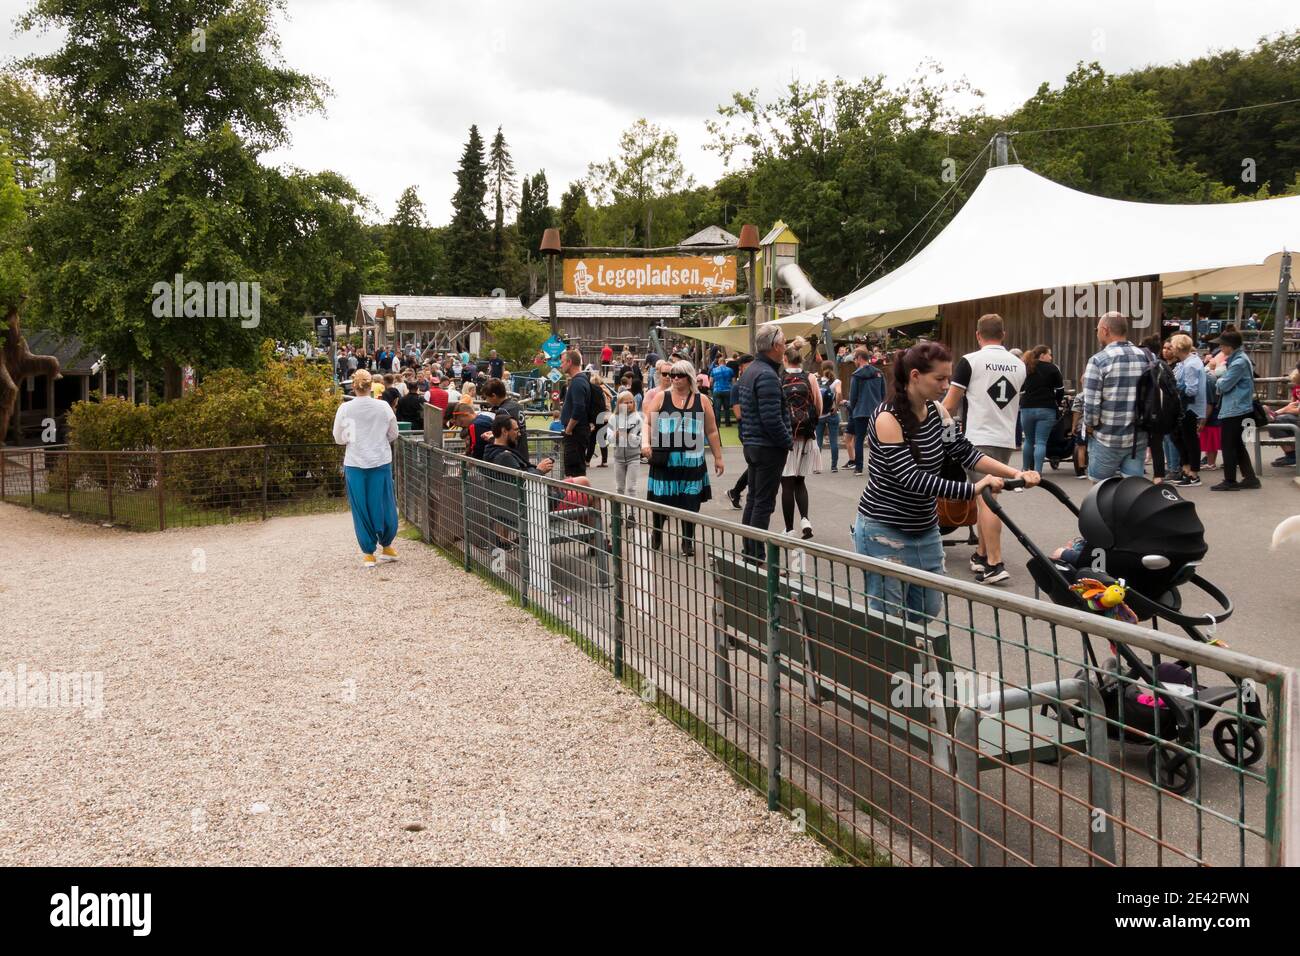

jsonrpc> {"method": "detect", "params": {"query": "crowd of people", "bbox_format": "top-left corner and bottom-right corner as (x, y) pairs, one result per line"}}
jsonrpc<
(331, 319), (1297, 625)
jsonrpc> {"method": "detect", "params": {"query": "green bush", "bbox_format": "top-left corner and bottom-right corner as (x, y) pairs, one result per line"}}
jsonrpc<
(58, 347), (343, 510)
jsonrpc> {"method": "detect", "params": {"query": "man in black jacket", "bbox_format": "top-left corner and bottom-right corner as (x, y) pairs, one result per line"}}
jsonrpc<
(559, 349), (591, 477)
(482, 377), (530, 464)
(734, 323), (793, 561)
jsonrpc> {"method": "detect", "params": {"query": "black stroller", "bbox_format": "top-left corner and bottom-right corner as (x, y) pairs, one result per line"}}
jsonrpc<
(983, 476), (1261, 795)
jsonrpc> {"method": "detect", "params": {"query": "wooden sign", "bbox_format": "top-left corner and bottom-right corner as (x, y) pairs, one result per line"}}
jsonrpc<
(564, 255), (737, 297)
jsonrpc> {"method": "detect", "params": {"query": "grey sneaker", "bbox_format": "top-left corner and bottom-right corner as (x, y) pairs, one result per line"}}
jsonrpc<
(970, 553), (989, 574)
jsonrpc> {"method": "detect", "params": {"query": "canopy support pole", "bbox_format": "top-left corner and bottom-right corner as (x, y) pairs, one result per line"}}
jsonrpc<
(1273, 251), (1291, 378)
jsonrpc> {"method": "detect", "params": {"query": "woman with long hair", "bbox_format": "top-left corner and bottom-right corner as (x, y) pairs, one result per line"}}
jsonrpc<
(854, 344), (1035, 620)
(1019, 344), (1064, 473)
(333, 369), (400, 568)
(780, 345), (822, 538)
(640, 360), (724, 557)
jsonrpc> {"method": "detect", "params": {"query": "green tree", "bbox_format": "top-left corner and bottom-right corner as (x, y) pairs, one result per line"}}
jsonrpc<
(707, 71), (989, 297)
(445, 124), (492, 295)
(1008, 63), (1232, 203)
(517, 169), (553, 258)
(0, 71), (59, 192)
(486, 316), (547, 369)
(587, 118), (692, 247)
(385, 185), (438, 294)
(557, 182), (587, 247)
(1128, 32), (1300, 195)
(0, 142), (29, 313)
(19, 0), (331, 397)
(486, 126), (517, 288)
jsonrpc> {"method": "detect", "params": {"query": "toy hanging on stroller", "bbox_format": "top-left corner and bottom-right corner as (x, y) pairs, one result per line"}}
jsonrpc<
(983, 475), (1261, 795)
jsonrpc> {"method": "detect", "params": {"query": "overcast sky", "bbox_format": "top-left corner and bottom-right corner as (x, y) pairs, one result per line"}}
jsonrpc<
(4, 0), (1298, 222)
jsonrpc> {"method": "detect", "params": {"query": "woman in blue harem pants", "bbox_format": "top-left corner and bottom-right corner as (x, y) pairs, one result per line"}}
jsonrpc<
(333, 370), (401, 568)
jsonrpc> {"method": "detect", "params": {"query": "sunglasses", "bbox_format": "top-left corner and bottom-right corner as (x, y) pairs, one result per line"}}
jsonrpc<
(669, 372), (690, 379)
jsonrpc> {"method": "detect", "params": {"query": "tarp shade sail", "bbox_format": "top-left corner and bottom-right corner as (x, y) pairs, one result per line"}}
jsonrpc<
(828, 165), (1300, 334)
(665, 313), (826, 352)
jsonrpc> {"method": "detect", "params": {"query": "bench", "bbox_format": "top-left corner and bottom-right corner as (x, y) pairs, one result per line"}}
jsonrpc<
(1253, 419), (1299, 477)
(709, 548), (1114, 864)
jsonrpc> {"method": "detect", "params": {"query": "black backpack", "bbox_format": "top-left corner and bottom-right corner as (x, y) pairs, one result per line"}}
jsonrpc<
(783, 370), (817, 439)
(1136, 358), (1181, 436)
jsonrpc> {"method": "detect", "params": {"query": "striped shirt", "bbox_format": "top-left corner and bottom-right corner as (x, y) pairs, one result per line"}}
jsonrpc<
(1080, 340), (1152, 449)
(857, 402), (984, 533)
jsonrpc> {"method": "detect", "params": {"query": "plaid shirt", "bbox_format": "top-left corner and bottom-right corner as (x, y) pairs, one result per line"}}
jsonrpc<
(1081, 340), (1152, 449)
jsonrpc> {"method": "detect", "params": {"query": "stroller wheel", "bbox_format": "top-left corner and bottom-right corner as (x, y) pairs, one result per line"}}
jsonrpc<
(1146, 744), (1197, 796)
(1212, 719), (1264, 767)
(1049, 459), (1060, 470)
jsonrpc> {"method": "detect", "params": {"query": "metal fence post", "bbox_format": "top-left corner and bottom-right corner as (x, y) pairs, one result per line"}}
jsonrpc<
(261, 446), (270, 521)
(765, 539), (781, 812)
(459, 464), (471, 571)
(63, 453), (71, 513)
(156, 451), (165, 531)
(104, 453), (113, 523)
(517, 477), (530, 610)
(28, 451), (36, 506)
(612, 499), (625, 680)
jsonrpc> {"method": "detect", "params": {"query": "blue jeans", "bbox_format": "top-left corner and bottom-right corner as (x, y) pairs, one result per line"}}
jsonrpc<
(1163, 434), (1181, 474)
(1087, 435), (1147, 481)
(853, 516), (944, 623)
(816, 413), (841, 469)
(713, 391), (731, 426)
(1019, 407), (1057, 472)
(852, 416), (871, 472)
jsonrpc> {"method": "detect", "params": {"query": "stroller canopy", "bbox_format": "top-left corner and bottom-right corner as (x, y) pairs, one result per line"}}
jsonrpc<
(1078, 477), (1208, 597)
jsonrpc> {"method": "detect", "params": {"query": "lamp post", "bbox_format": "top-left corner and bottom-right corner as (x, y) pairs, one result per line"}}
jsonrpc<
(738, 224), (760, 356)
(540, 227), (562, 338)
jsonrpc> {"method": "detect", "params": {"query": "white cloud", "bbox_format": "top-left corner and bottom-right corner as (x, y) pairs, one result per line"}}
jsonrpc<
(3, 0), (1297, 221)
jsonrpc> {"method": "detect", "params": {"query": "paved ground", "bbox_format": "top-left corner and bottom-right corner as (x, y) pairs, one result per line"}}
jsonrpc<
(580, 441), (1300, 671)
(0, 504), (829, 866)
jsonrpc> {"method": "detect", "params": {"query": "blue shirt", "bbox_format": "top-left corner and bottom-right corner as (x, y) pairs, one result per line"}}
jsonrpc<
(1176, 352), (1207, 419)
(710, 363), (734, 393)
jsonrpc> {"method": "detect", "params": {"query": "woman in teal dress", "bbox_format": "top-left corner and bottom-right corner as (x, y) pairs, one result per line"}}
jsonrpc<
(640, 360), (725, 557)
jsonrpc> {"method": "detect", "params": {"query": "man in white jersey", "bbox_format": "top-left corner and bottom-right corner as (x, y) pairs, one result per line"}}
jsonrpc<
(943, 314), (1028, 585)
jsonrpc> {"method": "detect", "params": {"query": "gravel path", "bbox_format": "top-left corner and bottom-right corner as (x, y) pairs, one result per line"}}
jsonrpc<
(0, 504), (827, 866)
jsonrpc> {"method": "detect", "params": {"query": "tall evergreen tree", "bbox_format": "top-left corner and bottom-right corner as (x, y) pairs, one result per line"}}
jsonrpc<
(445, 125), (492, 295)
(558, 182), (587, 248)
(385, 186), (437, 294)
(516, 170), (553, 259)
(486, 126), (517, 288)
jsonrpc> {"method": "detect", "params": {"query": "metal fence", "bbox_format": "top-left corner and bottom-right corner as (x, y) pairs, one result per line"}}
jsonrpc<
(0, 443), (347, 531)
(395, 435), (1298, 867)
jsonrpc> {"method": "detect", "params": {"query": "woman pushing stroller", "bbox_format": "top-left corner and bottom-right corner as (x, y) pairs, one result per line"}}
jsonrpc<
(853, 342), (1039, 622)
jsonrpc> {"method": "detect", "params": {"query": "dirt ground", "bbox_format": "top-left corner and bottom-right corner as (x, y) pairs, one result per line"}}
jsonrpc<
(0, 504), (828, 866)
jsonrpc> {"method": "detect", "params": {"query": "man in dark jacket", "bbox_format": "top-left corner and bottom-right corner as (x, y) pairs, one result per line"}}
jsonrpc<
(482, 377), (530, 464)
(734, 323), (793, 561)
(848, 346), (884, 475)
(395, 383), (426, 427)
(560, 349), (591, 477)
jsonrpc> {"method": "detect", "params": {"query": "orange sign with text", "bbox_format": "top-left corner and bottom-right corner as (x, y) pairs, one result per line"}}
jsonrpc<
(563, 255), (737, 297)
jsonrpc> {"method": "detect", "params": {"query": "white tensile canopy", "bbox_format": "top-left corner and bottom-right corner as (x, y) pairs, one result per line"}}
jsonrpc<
(785, 164), (1300, 334)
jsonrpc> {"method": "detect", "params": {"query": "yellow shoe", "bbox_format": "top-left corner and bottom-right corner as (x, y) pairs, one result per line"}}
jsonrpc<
(378, 546), (398, 563)
(362, 553), (378, 569)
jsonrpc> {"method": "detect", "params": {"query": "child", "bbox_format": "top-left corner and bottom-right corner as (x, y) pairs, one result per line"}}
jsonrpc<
(611, 389), (643, 499)
(549, 409), (564, 433)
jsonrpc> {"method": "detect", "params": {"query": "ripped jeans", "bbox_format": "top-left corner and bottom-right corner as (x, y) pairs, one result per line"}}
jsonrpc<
(852, 516), (945, 623)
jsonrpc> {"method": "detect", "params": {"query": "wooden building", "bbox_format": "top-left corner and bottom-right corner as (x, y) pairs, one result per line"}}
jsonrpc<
(355, 295), (539, 353)
(526, 296), (680, 357)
